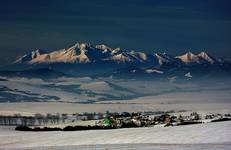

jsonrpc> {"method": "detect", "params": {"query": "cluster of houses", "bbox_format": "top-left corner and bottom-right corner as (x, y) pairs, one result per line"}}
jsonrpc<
(97, 111), (231, 128)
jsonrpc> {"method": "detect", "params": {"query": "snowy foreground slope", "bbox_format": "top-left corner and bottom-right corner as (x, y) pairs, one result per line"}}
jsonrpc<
(0, 121), (231, 150)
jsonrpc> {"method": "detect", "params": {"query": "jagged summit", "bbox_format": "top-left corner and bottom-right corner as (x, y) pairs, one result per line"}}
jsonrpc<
(176, 51), (217, 64)
(14, 49), (46, 64)
(95, 44), (113, 51)
(154, 53), (173, 65)
(31, 49), (45, 57)
(197, 51), (215, 64)
(69, 42), (91, 49)
(129, 51), (148, 62)
(176, 51), (200, 64)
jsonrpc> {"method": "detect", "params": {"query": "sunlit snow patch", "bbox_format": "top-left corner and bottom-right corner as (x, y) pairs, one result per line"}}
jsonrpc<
(185, 72), (192, 78)
(145, 69), (163, 74)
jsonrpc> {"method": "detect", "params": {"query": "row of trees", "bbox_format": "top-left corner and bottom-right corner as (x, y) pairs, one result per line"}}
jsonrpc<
(0, 113), (66, 126)
(0, 112), (107, 126)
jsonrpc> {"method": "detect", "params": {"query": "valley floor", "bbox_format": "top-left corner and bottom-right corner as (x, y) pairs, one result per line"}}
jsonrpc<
(0, 121), (230, 150)
(0, 92), (230, 149)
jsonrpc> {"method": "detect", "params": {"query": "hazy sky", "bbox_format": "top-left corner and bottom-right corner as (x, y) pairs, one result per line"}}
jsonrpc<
(0, 0), (231, 65)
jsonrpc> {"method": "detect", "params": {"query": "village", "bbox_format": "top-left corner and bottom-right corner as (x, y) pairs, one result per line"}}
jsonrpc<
(0, 110), (230, 131)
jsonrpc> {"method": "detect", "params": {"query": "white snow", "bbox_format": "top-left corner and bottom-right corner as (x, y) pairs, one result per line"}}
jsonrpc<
(0, 99), (231, 116)
(0, 121), (230, 149)
(129, 51), (148, 62)
(14, 42), (221, 68)
(80, 81), (111, 93)
(95, 44), (113, 52)
(176, 51), (200, 64)
(111, 52), (134, 63)
(154, 53), (170, 65)
(185, 72), (192, 78)
(145, 69), (163, 74)
(0, 77), (101, 103)
(16, 43), (146, 64)
(29, 43), (90, 64)
(198, 51), (215, 64)
(176, 51), (216, 64)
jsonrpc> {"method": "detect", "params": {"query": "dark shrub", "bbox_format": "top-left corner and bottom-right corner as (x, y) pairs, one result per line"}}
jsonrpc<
(15, 126), (32, 131)
(15, 126), (62, 131)
(178, 121), (202, 126)
(121, 122), (139, 128)
(211, 118), (231, 122)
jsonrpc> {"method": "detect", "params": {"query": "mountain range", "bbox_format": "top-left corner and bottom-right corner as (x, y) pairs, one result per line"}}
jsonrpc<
(0, 42), (231, 102)
(14, 43), (220, 65)
(1, 42), (231, 80)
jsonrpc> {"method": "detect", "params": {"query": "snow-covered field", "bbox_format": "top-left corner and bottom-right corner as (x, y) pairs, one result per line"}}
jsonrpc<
(0, 121), (230, 150)
(0, 102), (230, 116)
(0, 77), (231, 115)
(6, 144), (230, 150)
(1, 76), (231, 103)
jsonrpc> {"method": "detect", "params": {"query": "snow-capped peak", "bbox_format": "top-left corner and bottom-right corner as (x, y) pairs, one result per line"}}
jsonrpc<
(176, 51), (200, 64)
(111, 52), (135, 63)
(129, 51), (148, 62)
(95, 44), (114, 54)
(153, 52), (178, 65)
(48, 43), (90, 63)
(154, 53), (170, 65)
(197, 51), (215, 64)
(79, 43), (91, 50)
(31, 49), (44, 58)
(95, 44), (112, 50)
(69, 42), (91, 50)
(14, 49), (46, 64)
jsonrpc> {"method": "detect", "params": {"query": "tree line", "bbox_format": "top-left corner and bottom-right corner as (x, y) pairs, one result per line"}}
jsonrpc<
(0, 113), (62, 126)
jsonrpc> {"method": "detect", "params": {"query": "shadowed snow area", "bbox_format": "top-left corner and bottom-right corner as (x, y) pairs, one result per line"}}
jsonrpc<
(0, 76), (231, 103)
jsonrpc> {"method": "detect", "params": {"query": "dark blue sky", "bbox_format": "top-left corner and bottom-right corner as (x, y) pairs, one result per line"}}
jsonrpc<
(0, 0), (231, 65)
